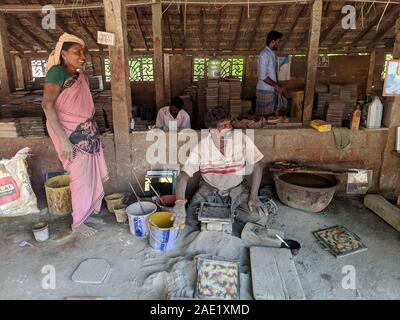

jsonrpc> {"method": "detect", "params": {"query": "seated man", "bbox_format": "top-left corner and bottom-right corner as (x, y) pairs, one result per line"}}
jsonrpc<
(172, 107), (268, 227)
(155, 96), (191, 130)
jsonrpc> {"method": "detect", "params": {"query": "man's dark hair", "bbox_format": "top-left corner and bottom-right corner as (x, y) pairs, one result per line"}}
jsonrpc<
(170, 96), (184, 110)
(266, 31), (283, 45)
(205, 107), (231, 128)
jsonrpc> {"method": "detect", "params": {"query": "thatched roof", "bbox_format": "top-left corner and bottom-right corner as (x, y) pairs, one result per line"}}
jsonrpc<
(1, 0), (397, 55)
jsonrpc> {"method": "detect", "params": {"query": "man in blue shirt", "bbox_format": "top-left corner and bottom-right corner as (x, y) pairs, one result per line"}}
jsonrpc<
(256, 31), (285, 116)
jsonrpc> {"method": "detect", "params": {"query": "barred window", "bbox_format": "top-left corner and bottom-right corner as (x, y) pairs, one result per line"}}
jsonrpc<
(193, 57), (245, 82)
(382, 54), (394, 80)
(104, 57), (154, 82)
(30, 59), (47, 78)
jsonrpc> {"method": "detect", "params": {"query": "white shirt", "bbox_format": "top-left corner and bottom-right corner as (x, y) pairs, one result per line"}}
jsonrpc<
(256, 46), (277, 91)
(155, 106), (191, 130)
(182, 130), (264, 191)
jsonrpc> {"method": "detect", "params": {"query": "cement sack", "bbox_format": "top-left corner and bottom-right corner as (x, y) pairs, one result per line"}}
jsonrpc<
(0, 147), (39, 217)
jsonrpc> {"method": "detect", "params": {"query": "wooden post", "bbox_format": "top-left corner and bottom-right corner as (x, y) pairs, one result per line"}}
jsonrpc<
(302, 0), (322, 124)
(366, 50), (376, 96)
(103, 0), (132, 186)
(14, 55), (25, 89)
(164, 53), (171, 105)
(152, 0), (165, 111)
(0, 13), (15, 97)
(380, 8), (400, 202)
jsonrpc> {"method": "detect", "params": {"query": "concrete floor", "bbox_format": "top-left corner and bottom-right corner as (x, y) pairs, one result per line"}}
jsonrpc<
(0, 194), (399, 300)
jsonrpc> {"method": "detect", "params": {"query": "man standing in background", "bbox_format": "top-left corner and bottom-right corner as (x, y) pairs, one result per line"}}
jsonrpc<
(256, 31), (285, 116)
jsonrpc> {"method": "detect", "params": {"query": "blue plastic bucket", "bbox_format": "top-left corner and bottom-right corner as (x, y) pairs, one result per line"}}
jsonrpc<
(148, 212), (180, 252)
(126, 202), (157, 238)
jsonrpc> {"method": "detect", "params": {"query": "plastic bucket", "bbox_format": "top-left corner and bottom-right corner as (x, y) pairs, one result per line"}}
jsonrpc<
(32, 222), (49, 242)
(114, 204), (127, 223)
(155, 195), (176, 212)
(126, 201), (157, 238)
(148, 212), (180, 252)
(104, 193), (124, 213)
(45, 175), (72, 216)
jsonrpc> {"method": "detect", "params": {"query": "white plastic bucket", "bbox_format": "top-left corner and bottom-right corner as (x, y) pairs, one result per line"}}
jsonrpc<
(32, 222), (49, 242)
(126, 202), (157, 238)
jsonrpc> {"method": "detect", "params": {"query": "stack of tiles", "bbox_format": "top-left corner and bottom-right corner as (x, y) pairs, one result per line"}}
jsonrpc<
(229, 80), (242, 118)
(206, 80), (219, 111)
(19, 117), (46, 137)
(0, 119), (21, 138)
(325, 101), (345, 127)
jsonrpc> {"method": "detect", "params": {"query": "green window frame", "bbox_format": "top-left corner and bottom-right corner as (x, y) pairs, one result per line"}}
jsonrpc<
(104, 56), (154, 82)
(193, 57), (245, 82)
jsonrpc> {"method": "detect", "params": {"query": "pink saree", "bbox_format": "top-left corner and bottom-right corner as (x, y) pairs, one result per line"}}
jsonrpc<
(46, 72), (109, 229)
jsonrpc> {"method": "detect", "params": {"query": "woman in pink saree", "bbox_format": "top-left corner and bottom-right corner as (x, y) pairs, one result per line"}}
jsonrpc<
(42, 33), (108, 237)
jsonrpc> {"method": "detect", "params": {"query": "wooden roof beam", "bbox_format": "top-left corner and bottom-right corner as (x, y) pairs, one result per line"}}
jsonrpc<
(8, 30), (35, 51)
(132, 7), (148, 50)
(248, 5), (264, 50)
(164, 11), (174, 52)
(8, 15), (50, 51)
(272, 5), (288, 30)
(199, 7), (205, 50)
(348, 5), (394, 49)
(215, 8), (223, 52)
(232, 6), (245, 51)
(179, 5), (186, 51)
(281, 4), (307, 49)
(72, 12), (101, 49)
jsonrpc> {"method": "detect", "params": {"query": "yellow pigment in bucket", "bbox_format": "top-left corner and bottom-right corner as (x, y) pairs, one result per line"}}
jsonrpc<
(148, 212), (183, 252)
(104, 193), (124, 213)
(45, 175), (72, 216)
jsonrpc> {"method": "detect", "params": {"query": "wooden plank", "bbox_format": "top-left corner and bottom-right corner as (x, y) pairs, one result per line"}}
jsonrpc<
(379, 9), (400, 193)
(302, 0), (322, 124)
(14, 55), (25, 89)
(152, 0), (165, 111)
(164, 53), (171, 105)
(0, 13), (15, 96)
(199, 7), (205, 50)
(366, 50), (375, 96)
(215, 8), (222, 52)
(165, 11), (174, 52)
(132, 7), (148, 50)
(364, 194), (400, 232)
(319, 8), (343, 44)
(103, 0), (132, 186)
(232, 6), (244, 51)
(250, 247), (305, 300)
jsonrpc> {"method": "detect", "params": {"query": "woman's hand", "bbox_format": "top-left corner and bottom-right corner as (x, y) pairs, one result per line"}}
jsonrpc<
(61, 138), (73, 161)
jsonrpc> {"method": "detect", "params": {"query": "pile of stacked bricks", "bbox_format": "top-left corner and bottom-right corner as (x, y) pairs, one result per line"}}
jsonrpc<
(316, 84), (358, 126)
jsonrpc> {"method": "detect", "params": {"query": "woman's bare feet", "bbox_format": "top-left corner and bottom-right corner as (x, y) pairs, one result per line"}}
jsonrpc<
(73, 223), (98, 237)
